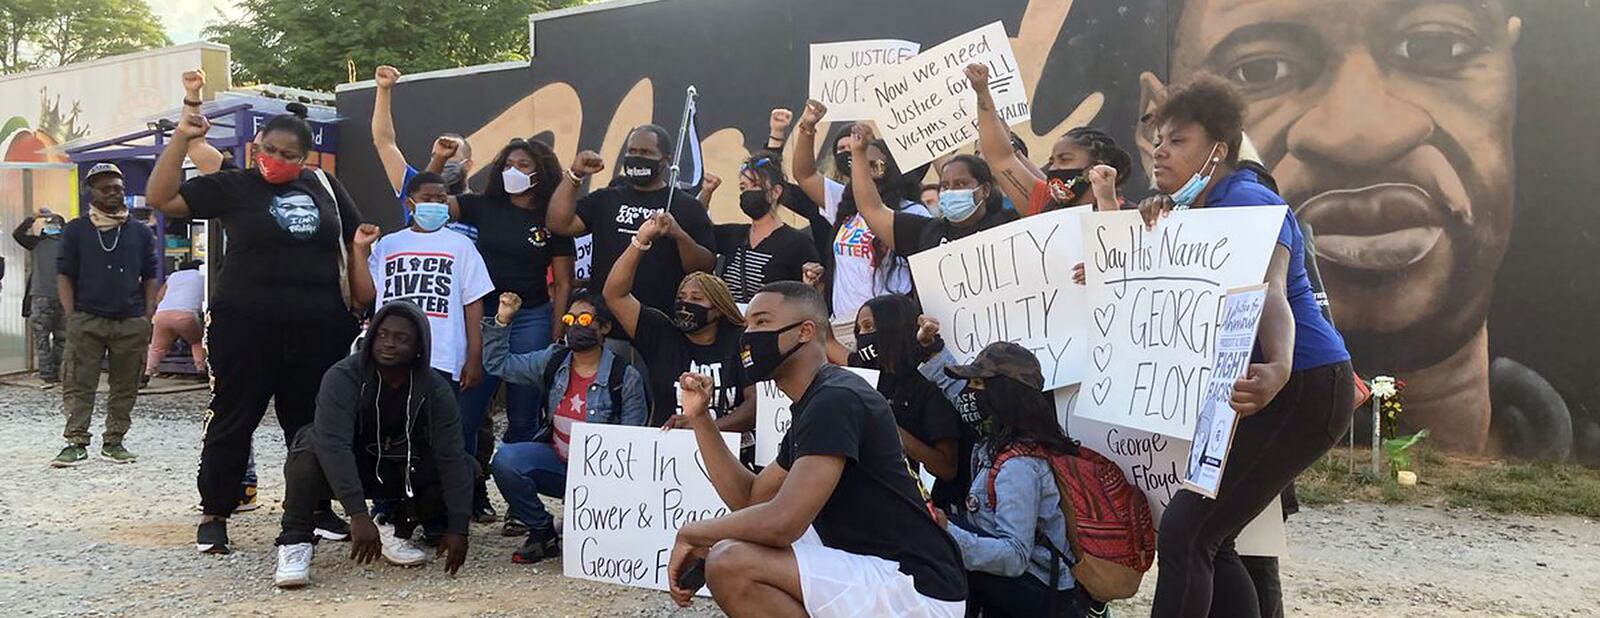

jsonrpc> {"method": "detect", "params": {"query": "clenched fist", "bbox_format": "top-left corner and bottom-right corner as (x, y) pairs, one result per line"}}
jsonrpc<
(374, 65), (401, 90)
(571, 150), (605, 176)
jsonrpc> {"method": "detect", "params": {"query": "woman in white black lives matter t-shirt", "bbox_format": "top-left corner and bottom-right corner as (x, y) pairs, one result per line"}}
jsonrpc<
(941, 341), (1106, 617)
(665, 281), (966, 617)
(713, 155), (821, 304)
(603, 214), (754, 435)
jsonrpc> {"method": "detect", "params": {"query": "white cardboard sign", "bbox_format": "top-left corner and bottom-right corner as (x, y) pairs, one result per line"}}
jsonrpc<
(1077, 207), (1287, 438)
(809, 39), (922, 121)
(562, 424), (741, 593)
(756, 367), (880, 465)
(909, 207), (1090, 390)
(1184, 284), (1268, 498)
(865, 21), (1030, 170)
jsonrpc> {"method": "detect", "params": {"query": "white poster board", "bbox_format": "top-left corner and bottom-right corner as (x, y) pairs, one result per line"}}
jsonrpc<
(574, 234), (593, 282)
(809, 39), (922, 121)
(1057, 387), (1286, 556)
(562, 424), (741, 593)
(864, 21), (1030, 170)
(1184, 284), (1268, 498)
(756, 367), (880, 465)
(910, 207), (1089, 390)
(1077, 207), (1287, 438)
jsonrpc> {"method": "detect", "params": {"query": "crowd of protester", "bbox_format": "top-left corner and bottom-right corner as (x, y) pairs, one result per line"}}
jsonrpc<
(10, 62), (1351, 618)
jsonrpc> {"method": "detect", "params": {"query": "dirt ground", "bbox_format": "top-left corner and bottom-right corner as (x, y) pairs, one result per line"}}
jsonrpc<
(1, 382), (1595, 617)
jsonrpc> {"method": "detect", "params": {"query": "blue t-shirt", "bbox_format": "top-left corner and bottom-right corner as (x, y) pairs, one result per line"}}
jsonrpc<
(1204, 169), (1350, 371)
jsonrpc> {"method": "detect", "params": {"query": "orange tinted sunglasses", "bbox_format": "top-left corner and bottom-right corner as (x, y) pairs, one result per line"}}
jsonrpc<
(561, 312), (595, 327)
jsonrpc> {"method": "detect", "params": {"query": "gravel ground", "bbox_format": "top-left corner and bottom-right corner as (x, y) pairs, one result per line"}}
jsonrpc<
(1, 382), (1596, 617)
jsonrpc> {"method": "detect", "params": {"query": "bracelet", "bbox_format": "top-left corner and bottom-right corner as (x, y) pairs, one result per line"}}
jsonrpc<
(183, 99), (203, 107)
(494, 316), (512, 327)
(565, 168), (585, 187)
(631, 236), (653, 251)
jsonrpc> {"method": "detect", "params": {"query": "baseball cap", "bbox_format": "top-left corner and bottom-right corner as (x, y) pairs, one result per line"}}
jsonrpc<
(943, 341), (1045, 391)
(85, 162), (124, 182)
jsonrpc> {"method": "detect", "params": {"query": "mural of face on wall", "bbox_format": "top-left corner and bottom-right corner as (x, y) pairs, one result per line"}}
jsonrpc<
(1142, 0), (1523, 453)
(269, 192), (321, 240)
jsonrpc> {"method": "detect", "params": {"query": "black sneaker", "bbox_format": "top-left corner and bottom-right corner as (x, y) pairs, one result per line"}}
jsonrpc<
(196, 519), (230, 554)
(501, 516), (529, 537)
(510, 528), (561, 564)
(472, 481), (498, 524)
(313, 509), (350, 542)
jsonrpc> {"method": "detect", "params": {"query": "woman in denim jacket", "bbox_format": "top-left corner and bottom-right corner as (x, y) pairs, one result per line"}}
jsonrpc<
(940, 342), (1097, 617)
(483, 291), (648, 564)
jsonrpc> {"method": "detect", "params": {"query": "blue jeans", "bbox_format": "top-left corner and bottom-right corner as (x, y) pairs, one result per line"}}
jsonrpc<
(491, 441), (566, 533)
(458, 303), (552, 452)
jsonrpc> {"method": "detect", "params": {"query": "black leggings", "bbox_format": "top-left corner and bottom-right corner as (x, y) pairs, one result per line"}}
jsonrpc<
(965, 571), (1092, 618)
(275, 426), (447, 545)
(1152, 362), (1353, 618)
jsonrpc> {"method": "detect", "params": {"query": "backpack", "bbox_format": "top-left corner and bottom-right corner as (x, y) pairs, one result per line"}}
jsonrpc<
(536, 346), (627, 441)
(985, 442), (1157, 604)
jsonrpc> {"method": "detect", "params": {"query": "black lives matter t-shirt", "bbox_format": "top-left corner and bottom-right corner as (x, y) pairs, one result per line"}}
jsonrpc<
(713, 223), (820, 304)
(456, 193), (575, 314)
(892, 206), (1018, 256)
(633, 307), (746, 427)
(777, 365), (967, 602)
(577, 185), (716, 315)
(179, 167), (360, 321)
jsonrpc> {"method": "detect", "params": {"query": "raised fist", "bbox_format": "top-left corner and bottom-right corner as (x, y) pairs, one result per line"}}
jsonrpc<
(175, 113), (210, 141)
(182, 69), (206, 96)
(497, 292), (523, 324)
(964, 63), (990, 91)
(353, 223), (381, 249)
(572, 150), (605, 176)
(432, 135), (461, 160)
(374, 65), (401, 90)
(800, 99), (828, 128)
(769, 108), (794, 134)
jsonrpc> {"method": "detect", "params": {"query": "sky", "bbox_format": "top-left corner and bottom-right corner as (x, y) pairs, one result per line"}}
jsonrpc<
(149, 0), (242, 44)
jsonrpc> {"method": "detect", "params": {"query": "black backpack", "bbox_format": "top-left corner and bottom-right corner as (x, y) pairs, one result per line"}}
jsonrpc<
(534, 346), (628, 442)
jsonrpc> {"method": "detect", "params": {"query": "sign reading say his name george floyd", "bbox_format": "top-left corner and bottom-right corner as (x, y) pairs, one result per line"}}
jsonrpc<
(1076, 207), (1286, 438)
(810, 39), (922, 122)
(1184, 284), (1268, 499)
(756, 367), (880, 465)
(910, 207), (1089, 390)
(864, 21), (1029, 170)
(562, 424), (740, 594)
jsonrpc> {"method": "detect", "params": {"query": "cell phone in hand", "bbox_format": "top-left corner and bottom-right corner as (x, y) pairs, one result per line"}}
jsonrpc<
(677, 558), (707, 591)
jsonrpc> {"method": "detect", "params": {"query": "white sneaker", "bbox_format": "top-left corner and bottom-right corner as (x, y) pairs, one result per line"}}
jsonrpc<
(378, 522), (427, 566)
(274, 543), (314, 588)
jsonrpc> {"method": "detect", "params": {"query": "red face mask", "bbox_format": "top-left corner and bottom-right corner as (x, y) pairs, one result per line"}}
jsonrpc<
(255, 152), (303, 184)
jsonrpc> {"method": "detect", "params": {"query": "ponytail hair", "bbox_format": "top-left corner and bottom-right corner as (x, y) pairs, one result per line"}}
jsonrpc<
(260, 102), (314, 152)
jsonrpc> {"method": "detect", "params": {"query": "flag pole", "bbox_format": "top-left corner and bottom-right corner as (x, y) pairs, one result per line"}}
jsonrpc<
(665, 85), (698, 213)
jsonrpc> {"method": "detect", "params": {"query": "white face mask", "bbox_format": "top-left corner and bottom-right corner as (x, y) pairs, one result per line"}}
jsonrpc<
(501, 167), (533, 194)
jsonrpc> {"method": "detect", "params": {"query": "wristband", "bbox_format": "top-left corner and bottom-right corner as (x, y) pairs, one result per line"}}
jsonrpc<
(631, 236), (653, 252)
(565, 168), (585, 187)
(183, 99), (203, 107)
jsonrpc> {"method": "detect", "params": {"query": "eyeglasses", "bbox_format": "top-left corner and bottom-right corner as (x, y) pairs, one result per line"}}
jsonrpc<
(561, 312), (595, 327)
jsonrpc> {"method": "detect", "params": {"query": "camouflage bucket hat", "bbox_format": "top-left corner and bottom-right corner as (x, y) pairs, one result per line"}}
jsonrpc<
(943, 341), (1045, 391)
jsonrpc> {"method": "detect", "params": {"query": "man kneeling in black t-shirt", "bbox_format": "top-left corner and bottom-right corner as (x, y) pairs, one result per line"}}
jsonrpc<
(667, 281), (967, 617)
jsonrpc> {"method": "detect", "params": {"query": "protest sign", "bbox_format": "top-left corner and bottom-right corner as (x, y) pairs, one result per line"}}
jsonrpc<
(864, 21), (1029, 170)
(756, 367), (879, 465)
(1184, 284), (1268, 498)
(1077, 206), (1287, 438)
(910, 207), (1089, 390)
(810, 39), (922, 121)
(1057, 386), (1286, 556)
(562, 424), (741, 593)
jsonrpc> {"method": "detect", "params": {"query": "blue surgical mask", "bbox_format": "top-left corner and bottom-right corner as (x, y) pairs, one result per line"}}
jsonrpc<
(939, 188), (980, 222)
(411, 202), (450, 232)
(41, 225), (62, 237)
(1169, 142), (1223, 210)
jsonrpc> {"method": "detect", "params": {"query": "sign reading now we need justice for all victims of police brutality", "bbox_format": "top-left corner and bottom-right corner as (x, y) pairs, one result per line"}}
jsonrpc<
(1076, 207), (1287, 439)
(809, 39), (922, 122)
(562, 424), (740, 594)
(864, 21), (1029, 170)
(909, 206), (1091, 391)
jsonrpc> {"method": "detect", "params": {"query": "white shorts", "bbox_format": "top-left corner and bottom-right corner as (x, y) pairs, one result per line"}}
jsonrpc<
(791, 531), (965, 618)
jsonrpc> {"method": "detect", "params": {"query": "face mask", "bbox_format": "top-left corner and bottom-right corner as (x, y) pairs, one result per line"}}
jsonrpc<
(566, 324), (602, 352)
(833, 151), (852, 175)
(89, 207), (128, 231)
(255, 153), (302, 184)
(674, 301), (712, 332)
(956, 387), (986, 427)
(848, 333), (879, 369)
(738, 189), (772, 220)
(1045, 168), (1088, 205)
(441, 161), (467, 194)
(41, 225), (62, 237)
(501, 166), (533, 195)
(740, 321), (806, 382)
(1168, 143), (1223, 210)
(411, 202), (449, 232)
(939, 188), (980, 222)
(621, 156), (663, 186)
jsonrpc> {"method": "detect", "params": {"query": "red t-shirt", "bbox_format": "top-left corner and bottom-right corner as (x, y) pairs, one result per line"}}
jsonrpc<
(551, 370), (597, 461)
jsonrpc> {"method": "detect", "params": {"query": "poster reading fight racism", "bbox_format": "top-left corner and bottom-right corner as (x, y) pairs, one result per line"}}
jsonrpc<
(756, 367), (880, 465)
(1184, 284), (1268, 498)
(864, 21), (1029, 170)
(1057, 386), (1286, 556)
(809, 39), (922, 122)
(562, 424), (741, 593)
(1076, 207), (1287, 438)
(910, 207), (1090, 390)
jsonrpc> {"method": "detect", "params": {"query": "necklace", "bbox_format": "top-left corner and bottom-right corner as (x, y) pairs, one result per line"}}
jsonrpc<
(97, 225), (124, 252)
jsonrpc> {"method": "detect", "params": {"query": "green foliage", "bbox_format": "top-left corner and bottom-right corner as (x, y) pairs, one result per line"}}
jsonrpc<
(1298, 449), (1600, 518)
(1382, 429), (1429, 472)
(204, 0), (591, 91)
(22, 0), (169, 69)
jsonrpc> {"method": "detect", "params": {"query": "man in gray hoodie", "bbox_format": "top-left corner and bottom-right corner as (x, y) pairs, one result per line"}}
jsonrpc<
(269, 301), (474, 588)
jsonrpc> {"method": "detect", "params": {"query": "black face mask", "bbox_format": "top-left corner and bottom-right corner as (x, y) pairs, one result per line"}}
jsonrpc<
(833, 151), (852, 176)
(566, 324), (602, 352)
(848, 334), (879, 369)
(740, 321), (806, 382)
(674, 301), (712, 332)
(738, 189), (772, 220)
(956, 386), (987, 428)
(621, 155), (663, 186)
(1044, 168), (1089, 206)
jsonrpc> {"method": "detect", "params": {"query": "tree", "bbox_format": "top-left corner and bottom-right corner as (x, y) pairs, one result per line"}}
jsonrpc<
(28, 0), (170, 68)
(206, 0), (589, 92)
(1, 0), (55, 73)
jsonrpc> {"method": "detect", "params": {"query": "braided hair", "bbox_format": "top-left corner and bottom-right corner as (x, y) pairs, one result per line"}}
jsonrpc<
(1061, 127), (1133, 188)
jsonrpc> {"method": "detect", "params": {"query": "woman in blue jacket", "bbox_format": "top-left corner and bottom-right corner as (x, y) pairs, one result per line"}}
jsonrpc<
(484, 291), (648, 565)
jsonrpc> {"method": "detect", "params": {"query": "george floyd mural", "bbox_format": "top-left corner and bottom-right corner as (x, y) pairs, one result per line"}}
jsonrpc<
(335, 0), (1600, 464)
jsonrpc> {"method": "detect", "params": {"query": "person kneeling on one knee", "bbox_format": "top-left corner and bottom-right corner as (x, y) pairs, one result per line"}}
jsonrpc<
(273, 301), (474, 588)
